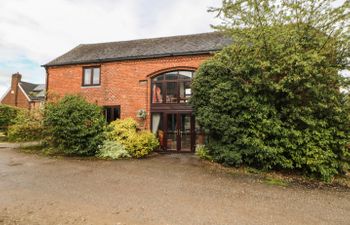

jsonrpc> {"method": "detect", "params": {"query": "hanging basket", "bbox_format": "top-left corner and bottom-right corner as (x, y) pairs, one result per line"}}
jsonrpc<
(136, 109), (147, 120)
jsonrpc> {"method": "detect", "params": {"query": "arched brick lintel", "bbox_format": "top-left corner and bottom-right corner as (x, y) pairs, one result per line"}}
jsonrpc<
(146, 66), (198, 79)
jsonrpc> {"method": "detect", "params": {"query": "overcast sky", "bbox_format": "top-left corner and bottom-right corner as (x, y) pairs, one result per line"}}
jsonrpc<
(0, 0), (221, 97)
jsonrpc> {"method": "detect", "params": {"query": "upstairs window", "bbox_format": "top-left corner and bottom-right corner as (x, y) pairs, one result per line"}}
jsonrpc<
(151, 70), (194, 104)
(83, 66), (100, 86)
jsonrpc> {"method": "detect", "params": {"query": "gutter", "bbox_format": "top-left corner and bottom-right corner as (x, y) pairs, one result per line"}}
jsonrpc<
(44, 67), (49, 101)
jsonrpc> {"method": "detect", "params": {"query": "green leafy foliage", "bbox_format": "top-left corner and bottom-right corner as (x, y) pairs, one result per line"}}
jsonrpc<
(97, 140), (131, 159)
(43, 95), (105, 156)
(125, 131), (159, 158)
(7, 109), (44, 142)
(264, 176), (289, 187)
(191, 0), (350, 181)
(105, 117), (138, 141)
(195, 145), (213, 161)
(105, 118), (159, 158)
(0, 104), (21, 133)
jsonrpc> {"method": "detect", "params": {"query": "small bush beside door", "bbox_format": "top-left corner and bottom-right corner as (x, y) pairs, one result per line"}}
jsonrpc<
(97, 140), (131, 159)
(103, 118), (159, 158)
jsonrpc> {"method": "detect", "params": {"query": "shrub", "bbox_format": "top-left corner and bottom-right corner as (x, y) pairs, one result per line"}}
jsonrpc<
(43, 95), (105, 156)
(192, 44), (350, 181)
(124, 131), (159, 158)
(191, 0), (350, 182)
(0, 105), (21, 133)
(97, 140), (131, 159)
(8, 124), (43, 142)
(195, 145), (212, 161)
(105, 118), (138, 141)
(106, 118), (159, 158)
(7, 109), (44, 142)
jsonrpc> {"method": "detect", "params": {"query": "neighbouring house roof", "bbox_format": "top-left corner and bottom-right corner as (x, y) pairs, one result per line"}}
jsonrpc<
(44, 32), (232, 67)
(19, 81), (46, 101)
(33, 84), (46, 91)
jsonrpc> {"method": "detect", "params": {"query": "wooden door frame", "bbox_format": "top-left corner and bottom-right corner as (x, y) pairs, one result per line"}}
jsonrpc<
(151, 111), (195, 153)
(177, 112), (195, 152)
(149, 69), (197, 153)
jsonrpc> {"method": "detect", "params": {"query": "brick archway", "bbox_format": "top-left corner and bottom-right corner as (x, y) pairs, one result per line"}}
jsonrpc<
(148, 69), (198, 152)
(147, 66), (197, 79)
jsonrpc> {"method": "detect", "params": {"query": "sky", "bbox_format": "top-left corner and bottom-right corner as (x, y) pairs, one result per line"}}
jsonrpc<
(0, 0), (222, 97)
(0, 0), (348, 98)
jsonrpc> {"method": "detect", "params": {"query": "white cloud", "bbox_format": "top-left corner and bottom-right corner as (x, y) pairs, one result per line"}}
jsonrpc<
(0, 0), (221, 96)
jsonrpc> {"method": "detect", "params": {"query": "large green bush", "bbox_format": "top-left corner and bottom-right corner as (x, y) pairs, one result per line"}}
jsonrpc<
(105, 118), (159, 158)
(0, 104), (21, 133)
(7, 109), (44, 142)
(192, 44), (350, 181)
(191, 0), (350, 181)
(43, 95), (105, 155)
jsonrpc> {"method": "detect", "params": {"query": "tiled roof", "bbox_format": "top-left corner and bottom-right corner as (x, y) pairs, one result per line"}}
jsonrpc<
(33, 84), (46, 91)
(19, 82), (45, 101)
(44, 32), (232, 67)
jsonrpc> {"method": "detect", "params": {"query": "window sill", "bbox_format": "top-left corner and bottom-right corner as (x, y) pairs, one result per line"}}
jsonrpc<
(152, 102), (190, 104)
(81, 85), (101, 89)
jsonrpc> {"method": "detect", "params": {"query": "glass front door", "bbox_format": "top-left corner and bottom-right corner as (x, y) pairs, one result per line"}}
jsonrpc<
(166, 113), (178, 151)
(152, 112), (194, 152)
(179, 113), (192, 152)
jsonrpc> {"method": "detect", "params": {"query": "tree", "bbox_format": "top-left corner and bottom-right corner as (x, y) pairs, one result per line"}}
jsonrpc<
(191, 0), (350, 181)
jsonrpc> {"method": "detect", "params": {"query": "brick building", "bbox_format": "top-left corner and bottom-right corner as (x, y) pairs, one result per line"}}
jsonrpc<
(44, 32), (232, 152)
(0, 73), (45, 110)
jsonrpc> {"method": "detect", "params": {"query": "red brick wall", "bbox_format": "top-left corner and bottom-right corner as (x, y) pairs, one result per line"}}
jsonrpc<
(1, 86), (30, 109)
(29, 101), (43, 110)
(46, 54), (211, 127)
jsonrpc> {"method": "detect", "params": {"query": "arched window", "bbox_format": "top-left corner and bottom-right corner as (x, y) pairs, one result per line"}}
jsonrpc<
(151, 70), (194, 104)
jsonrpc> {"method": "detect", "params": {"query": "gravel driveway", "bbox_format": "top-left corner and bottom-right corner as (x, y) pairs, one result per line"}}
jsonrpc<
(0, 146), (349, 225)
